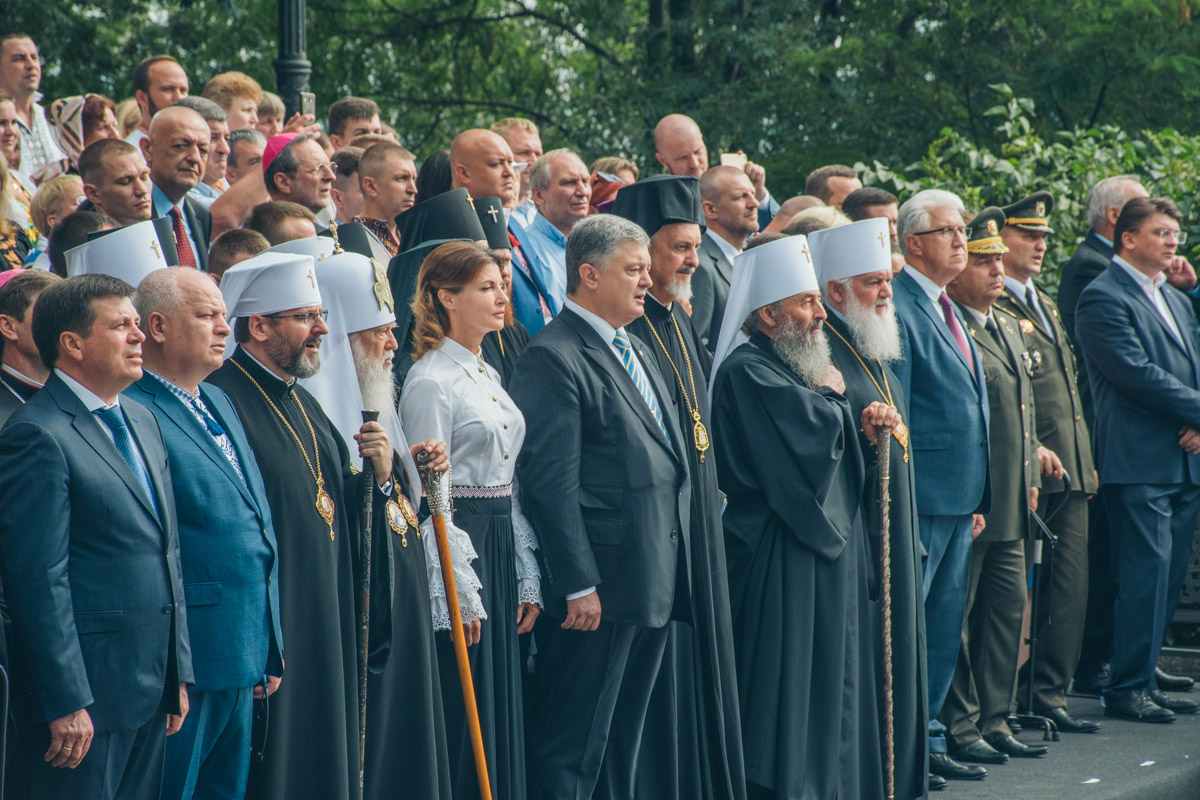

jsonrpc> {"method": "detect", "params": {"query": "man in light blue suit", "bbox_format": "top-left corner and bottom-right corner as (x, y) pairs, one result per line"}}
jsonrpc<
(124, 268), (284, 799)
(1075, 197), (1200, 724)
(891, 190), (992, 786)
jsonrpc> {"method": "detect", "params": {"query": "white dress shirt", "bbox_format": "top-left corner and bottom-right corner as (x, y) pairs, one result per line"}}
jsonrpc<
(706, 228), (741, 263)
(55, 369), (151, 478)
(1114, 255), (1183, 345)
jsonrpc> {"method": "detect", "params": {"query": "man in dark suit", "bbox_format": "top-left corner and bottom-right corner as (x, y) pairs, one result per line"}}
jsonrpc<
(0, 270), (59, 424)
(690, 166), (760, 350)
(124, 268), (283, 800)
(994, 193), (1103, 732)
(942, 208), (1054, 763)
(1075, 196), (1200, 723)
(0, 273), (192, 800)
(142, 105), (213, 270)
(890, 189), (991, 782)
(511, 214), (691, 800)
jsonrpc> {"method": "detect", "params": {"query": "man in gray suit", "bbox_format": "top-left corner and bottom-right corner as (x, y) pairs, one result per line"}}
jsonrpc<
(690, 165), (760, 350)
(124, 268), (283, 800)
(0, 274), (192, 800)
(512, 214), (692, 800)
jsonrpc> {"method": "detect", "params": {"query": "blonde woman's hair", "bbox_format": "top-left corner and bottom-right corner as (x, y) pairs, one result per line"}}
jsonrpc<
(410, 241), (501, 360)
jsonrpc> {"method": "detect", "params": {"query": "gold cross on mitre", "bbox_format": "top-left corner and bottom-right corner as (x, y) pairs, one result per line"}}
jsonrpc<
(801, 241), (810, 260)
(878, 231), (887, 248)
(150, 240), (161, 259)
(465, 194), (475, 211)
(307, 268), (317, 288)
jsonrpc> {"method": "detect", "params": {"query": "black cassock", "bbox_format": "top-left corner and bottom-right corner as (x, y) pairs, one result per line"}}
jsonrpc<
(208, 347), (393, 800)
(825, 311), (929, 800)
(628, 297), (746, 800)
(480, 323), (530, 388)
(712, 332), (883, 800)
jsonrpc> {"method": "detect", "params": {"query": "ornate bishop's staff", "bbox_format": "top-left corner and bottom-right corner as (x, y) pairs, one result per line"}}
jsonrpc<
(876, 426), (896, 800)
(357, 409), (379, 799)
(415, 449), (493, 800)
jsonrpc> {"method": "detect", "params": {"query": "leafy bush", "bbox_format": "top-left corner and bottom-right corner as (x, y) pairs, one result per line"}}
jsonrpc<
(855, 85), (1200, 297)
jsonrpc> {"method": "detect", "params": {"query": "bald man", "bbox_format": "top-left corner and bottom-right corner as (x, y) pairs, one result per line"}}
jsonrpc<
(141, 106), (213, 270)
(690, 165), (761, 351)
(762, 195), (824, 235)
(653, 113), (779, 229)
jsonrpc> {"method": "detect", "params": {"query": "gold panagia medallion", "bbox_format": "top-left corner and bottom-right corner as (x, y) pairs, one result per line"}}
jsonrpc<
(386, 499), (409, 547)
(399, 495), (420, 531)
(693, 412), (710, 462)
(316, 483), (336, 540)
(892, 420), (909, 449)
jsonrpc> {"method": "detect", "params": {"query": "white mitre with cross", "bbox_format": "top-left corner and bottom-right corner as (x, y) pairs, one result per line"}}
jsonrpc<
(218, 251), (324, 358)
(64, 219), (172, 287)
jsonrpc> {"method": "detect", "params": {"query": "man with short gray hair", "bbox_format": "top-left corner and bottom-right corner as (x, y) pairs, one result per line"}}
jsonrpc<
(172, 96), (231, 204)
(892, 188), (992, 784)
(510, 214), (692, 800)
(521, 148), (592, 313)
(226, 128), (266, 186)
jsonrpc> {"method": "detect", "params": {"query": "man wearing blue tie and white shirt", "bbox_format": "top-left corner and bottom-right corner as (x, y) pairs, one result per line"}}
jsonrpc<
(1075, 196), (1200, 723)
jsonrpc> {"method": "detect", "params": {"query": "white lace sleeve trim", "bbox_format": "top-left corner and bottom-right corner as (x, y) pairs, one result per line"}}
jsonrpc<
(511, 490), (542, 608)
(422, 499), (487, 631)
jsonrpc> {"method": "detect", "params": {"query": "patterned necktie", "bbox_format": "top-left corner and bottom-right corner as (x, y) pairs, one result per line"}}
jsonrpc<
(508, 231), (553, 320)
(612, 330), (669, 441)
(93, 406), (160, 518)
(169, 206), (198, 268)
(192, 397), (247, 485)
(1026, 285), (1054, 340)
(938, 292), (975, 377)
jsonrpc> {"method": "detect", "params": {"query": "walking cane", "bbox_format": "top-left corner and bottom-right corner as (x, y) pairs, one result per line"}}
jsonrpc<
(357, 410), (379, 800)
(876, 426), (896, 800)
(416, 449), (493, 800)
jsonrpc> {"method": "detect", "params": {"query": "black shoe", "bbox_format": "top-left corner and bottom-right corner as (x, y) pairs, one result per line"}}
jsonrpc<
(984, 733), (1049, 758)
(930, 752), (988, 780)
(929, 773), (948, 791)
(1155, 667), (1196, 692)
(1104, 690), (1176, 723)
(1148, 689), (1199, 714)
(1072, 667), (1110, 697)
(1033, 706), (1102, 733)
(948, 737), (1008, 764)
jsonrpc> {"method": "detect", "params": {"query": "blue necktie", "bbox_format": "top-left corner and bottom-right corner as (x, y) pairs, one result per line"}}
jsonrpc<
(612, 330), (669, 441)
(94, 406), (160, 519)
(192, 396), (247, 485)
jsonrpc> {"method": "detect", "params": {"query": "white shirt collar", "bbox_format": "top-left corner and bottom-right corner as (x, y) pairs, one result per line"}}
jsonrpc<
(706, 228), (741, 262)
(436, 336), (491, 382)
(2, 363), (43, 388)
(564, 297), (621, 344)
(241, 347), (297, 386)
(1114, 255), (1166, 291)
(903, 264), (945, 304)
(55, 368), (117, 412)
(961, 304), (990, 328)
(1003, 275), (1037, 297)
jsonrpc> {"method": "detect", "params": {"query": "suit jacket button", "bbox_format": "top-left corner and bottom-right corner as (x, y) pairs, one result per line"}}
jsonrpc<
(981, 441), (988, 448)
(162, 604), (173, 613)
(670, 531), (678, 540)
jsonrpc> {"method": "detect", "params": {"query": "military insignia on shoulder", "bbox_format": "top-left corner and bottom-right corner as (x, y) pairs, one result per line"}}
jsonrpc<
(986, 219), (998, 236)
(1019, 319), (1034, 334)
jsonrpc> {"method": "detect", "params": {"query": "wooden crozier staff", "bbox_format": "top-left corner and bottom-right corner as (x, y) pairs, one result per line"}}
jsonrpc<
(415, 449), (493, 800)
(876, 426), (895, 800)
(357, 409), (379, 799)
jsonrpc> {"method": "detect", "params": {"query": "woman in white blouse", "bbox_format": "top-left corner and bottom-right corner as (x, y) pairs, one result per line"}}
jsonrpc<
(399, 241), (541, 800)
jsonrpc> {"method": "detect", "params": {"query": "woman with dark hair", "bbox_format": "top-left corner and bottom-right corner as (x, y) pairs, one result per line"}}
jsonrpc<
(399, 241), (540, 800)
(415, 149), (452, 203)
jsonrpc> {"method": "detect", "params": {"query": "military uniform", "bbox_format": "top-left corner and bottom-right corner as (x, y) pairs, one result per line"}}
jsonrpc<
(941, 208), (1044, 758)
(994, 192), (1099, 718)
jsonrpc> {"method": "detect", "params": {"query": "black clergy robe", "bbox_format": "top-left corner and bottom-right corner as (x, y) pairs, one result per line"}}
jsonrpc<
(712, 332), (883, 800)
(365, 464), (452, 800)
(480, 322), (531, 388)
(628, 297), (746, 800)
(208, 347), (394, 800)
(825, 311), (929, 800)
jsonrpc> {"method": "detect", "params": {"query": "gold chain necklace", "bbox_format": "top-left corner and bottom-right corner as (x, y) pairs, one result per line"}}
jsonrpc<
(232, 360), (337, 539)
(644, 310), (710, 461)
(824, 321), (910, 462)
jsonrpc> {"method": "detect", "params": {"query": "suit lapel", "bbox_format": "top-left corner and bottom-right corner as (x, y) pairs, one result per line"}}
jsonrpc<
(898, 270), (976, 375)
(124, 405), (168, 530)
(1001, 288), (1053, 341)
(702, 235), (734, 286)
(562, 310), (678, 461)
(1110, 263), (1188, 354)
(201, 385), (270, 520)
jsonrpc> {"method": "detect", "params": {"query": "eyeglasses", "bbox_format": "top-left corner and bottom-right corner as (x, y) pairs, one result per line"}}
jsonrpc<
(265, 310), (328, 326)
(912, 225), (968, 241)
(297, 162), (334, 178)
(1150, 228), (1188, 245)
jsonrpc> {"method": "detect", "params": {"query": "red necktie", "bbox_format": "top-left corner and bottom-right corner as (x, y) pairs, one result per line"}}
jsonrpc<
(508, 231), (552, 320)
(170, 206), (198, 268)
(938, 292), (975, 377)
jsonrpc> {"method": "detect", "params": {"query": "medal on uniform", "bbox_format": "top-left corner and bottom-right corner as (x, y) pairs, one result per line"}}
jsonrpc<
(386, 499), (409, 547)
(316, 479), (336, 540)
(692, 412), (710, 457)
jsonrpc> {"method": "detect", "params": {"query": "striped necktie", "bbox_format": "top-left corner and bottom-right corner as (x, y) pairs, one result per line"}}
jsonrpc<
(612, 330), (669, 441)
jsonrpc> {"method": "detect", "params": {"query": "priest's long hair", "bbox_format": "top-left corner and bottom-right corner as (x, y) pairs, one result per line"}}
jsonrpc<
(410, 240), (502, 360)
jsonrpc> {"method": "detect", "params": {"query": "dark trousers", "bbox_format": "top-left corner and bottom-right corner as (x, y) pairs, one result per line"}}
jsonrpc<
(919, 514), (974, 754)
(942, 537), (1027, 747)
(527, 620), (668, 800)
(26, 703), (168, 800)
(1074, 495), (1114, 684)
(1103, 483), (1200, 698)
(1018, 491), (1089, 710)
(161, 687), (253, 800)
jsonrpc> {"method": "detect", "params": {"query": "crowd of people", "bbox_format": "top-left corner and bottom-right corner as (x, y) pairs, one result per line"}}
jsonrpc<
(1, 30), (1200, 800)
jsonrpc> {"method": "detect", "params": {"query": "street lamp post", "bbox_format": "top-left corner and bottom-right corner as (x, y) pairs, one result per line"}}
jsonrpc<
(275, 0), (312, 119)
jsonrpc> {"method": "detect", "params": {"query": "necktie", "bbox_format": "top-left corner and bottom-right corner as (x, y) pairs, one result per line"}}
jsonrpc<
(938, 293), (975, 377)
(612, 330), (670, 441)
(94, 406), (160, 518)
(192, 396), (247, 485)
(169, 206), (198, 268)
(1026, 285), (1054, 340)
(985, 315), (1005, 349)
(508, 231), (553, 321)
